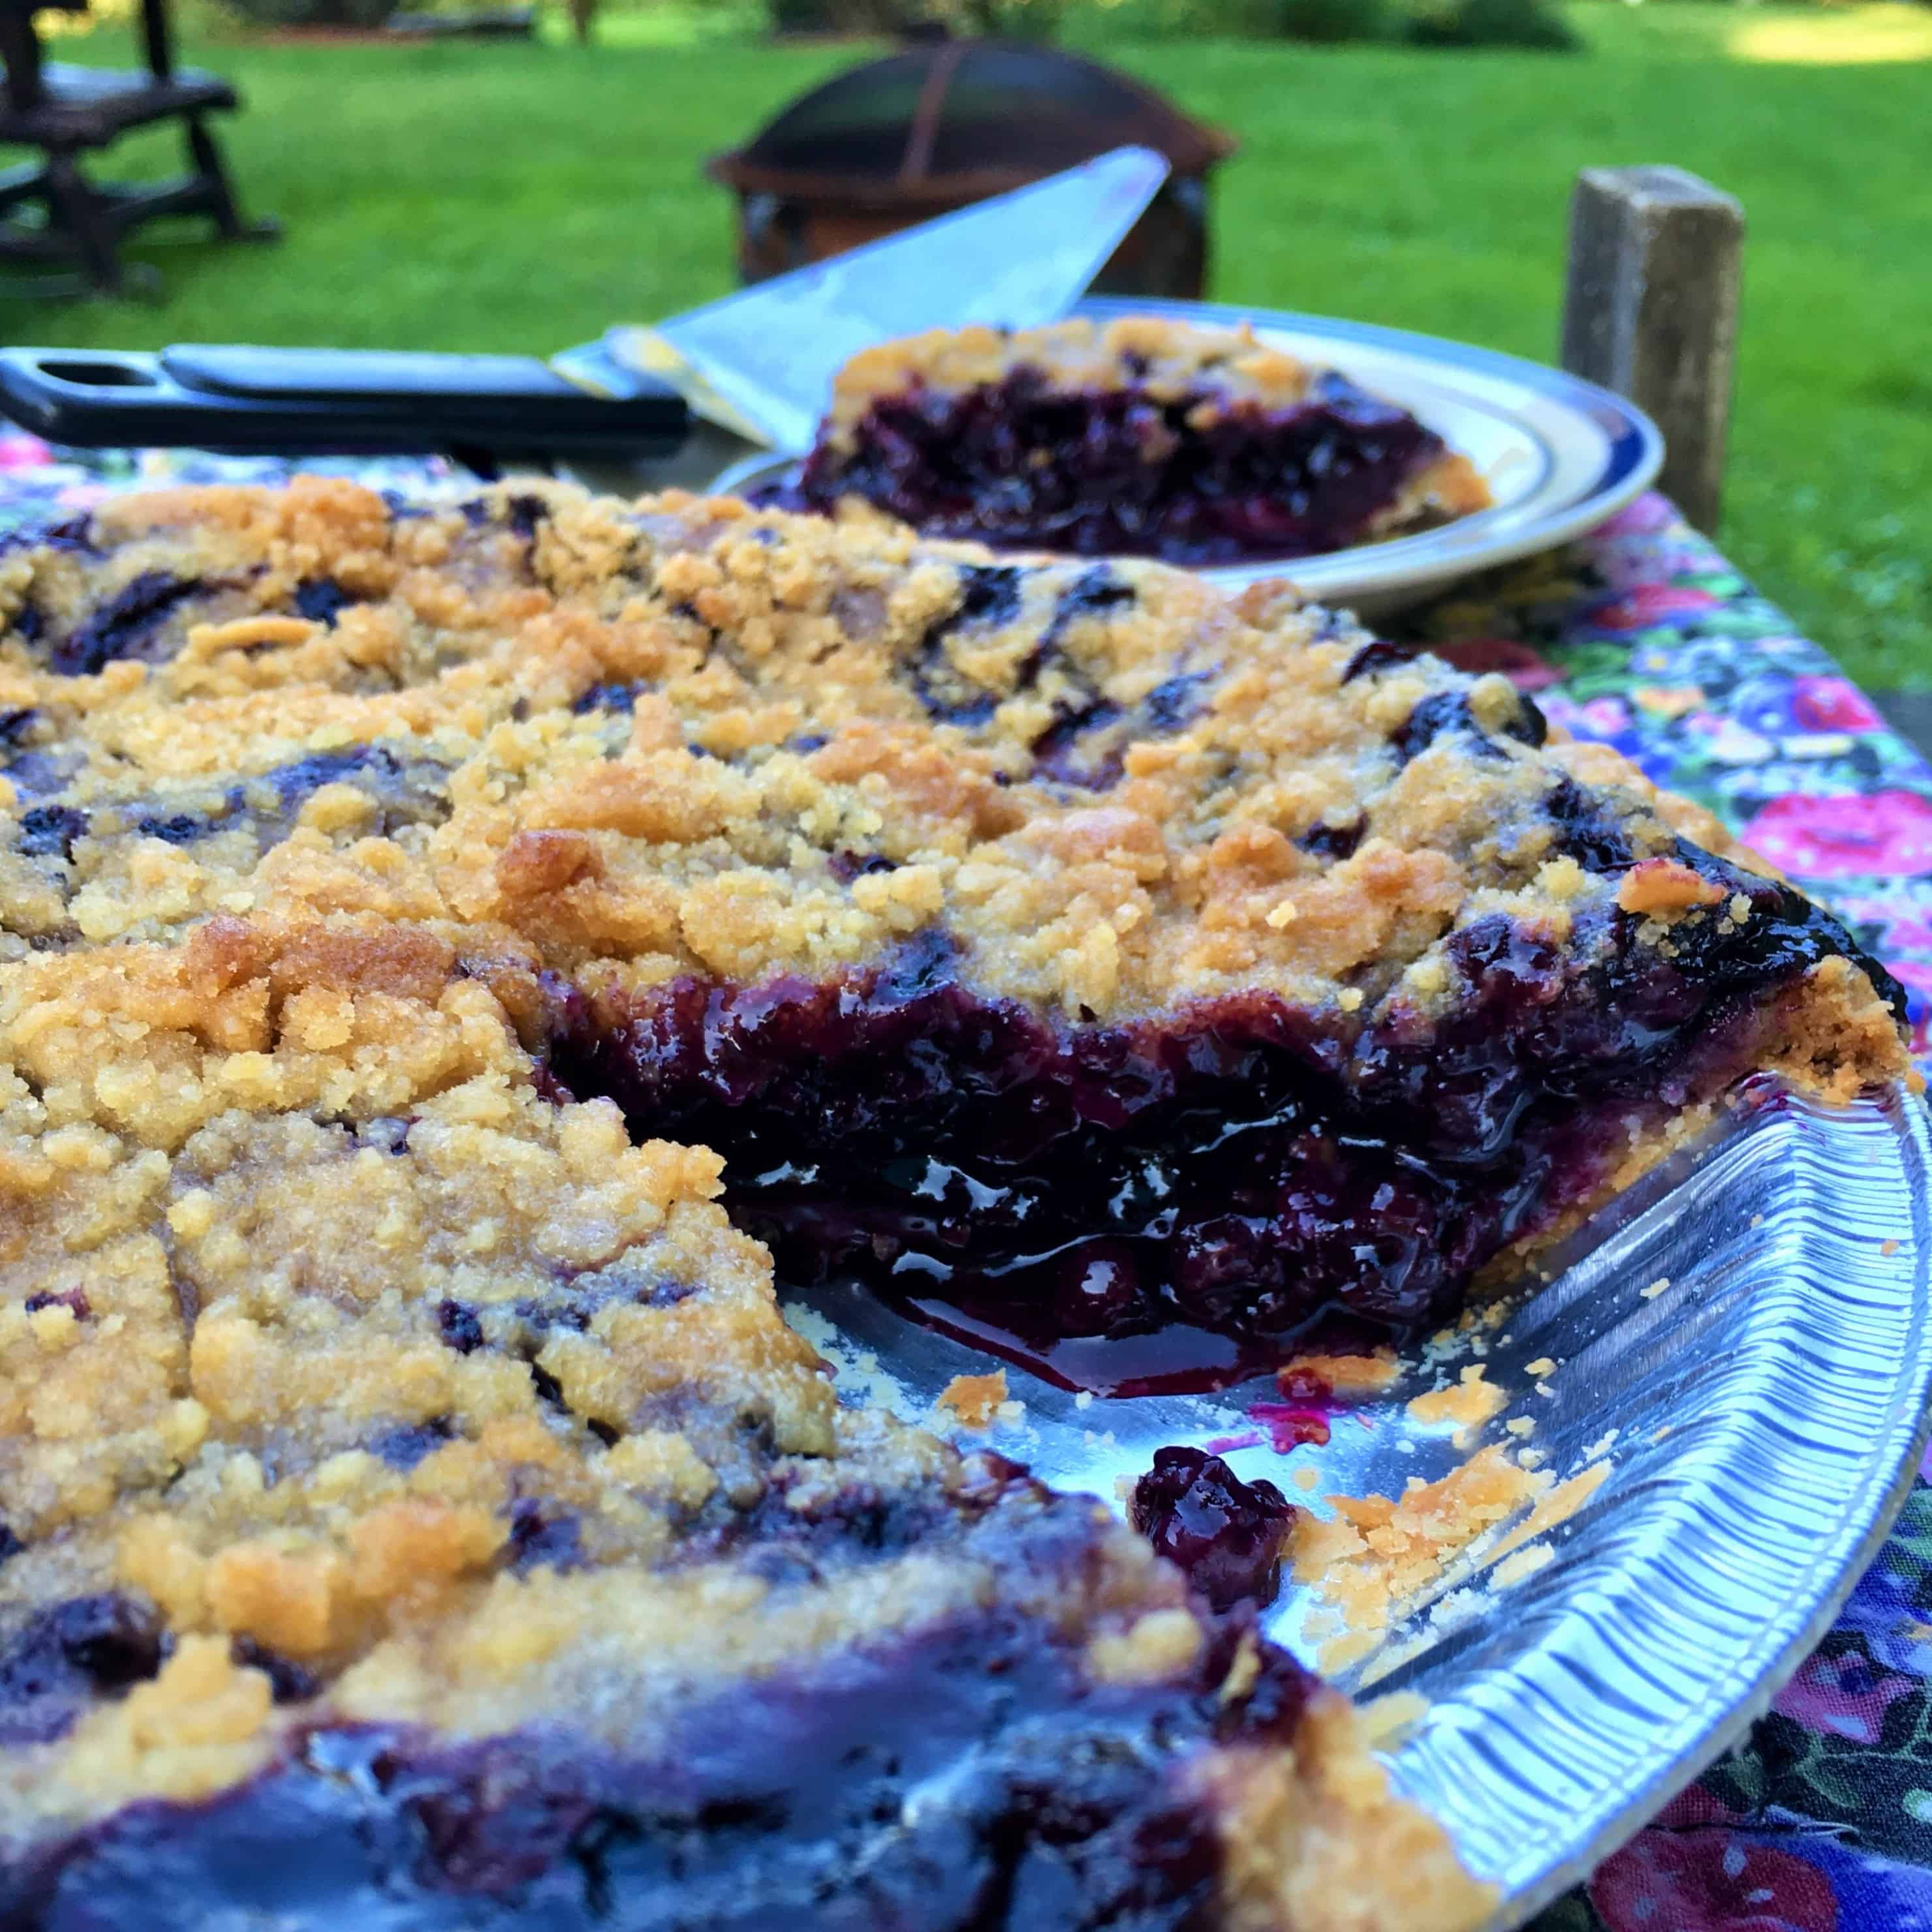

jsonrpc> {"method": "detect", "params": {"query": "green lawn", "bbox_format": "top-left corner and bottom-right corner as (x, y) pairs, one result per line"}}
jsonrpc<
(4, 4), (1929, 687)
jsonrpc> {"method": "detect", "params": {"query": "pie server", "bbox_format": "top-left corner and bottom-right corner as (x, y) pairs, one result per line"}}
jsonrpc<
(0, 146), (1169, 473)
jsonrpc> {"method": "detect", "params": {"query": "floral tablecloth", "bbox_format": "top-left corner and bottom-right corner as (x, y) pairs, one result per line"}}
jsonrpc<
(5, 426), (1932, 1932)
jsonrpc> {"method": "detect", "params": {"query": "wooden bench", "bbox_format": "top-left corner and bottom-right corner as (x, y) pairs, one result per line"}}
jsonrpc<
(0, 0), (277, 300)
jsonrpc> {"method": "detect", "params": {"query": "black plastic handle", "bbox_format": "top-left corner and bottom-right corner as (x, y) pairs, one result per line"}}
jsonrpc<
(0, 346), (689, 465)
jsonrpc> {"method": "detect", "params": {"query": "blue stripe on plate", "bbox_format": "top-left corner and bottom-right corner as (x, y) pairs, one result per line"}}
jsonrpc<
(1076, 294), (1663, 506)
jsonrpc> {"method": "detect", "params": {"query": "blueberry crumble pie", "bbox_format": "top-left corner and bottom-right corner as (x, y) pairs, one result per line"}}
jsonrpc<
(0, 478), (1910, 1927)
(760, 317), (1495, 565)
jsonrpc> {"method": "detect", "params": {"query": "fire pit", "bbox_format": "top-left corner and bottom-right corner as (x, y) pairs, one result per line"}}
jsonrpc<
(706, 39), (1237, 297)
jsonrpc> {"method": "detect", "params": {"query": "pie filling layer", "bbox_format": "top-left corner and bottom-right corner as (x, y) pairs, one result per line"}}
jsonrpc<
(550, 847), (1893, 1395)
(6, 1492), (1313, 1932)
(766, 369), (1457, 567)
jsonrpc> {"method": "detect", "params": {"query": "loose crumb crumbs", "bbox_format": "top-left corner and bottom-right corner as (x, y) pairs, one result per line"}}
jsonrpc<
(939, 1370), (1009, 1427)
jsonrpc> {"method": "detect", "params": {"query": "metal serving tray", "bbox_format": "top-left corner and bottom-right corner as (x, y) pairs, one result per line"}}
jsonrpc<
(783, 1081), (1932, 1927)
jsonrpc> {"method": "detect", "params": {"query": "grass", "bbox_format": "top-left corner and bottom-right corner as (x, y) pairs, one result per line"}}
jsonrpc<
(3, 4), (1928, 686)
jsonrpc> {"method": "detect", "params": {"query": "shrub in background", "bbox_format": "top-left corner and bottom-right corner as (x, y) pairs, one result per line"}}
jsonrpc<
(1069, 0), (1570, 46)
(1404, 0), (1577, 49)
(1276, 0), (1390, 37)
(217, 0), (394, 26)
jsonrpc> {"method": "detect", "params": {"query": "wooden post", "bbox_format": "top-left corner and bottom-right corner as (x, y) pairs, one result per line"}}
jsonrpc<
(1560, 166), (1743, 535)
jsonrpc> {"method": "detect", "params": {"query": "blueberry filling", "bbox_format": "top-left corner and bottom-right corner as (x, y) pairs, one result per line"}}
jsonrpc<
(48, 571), (200, 678)
(368, 1416), (455, 1472)
(130, 811), (218, 847)
(1131, 1447), (1298, 1611)
(762, 367), (1452, 566)
(230, 1638), (320, 1707)
(1392, 689), (1546, 766)
(292, 578), (358, 628)
(435, 1298), (484, 1354)
(909, 565), (1024, 726)
(22, 1288), (89, 1320)
(17, 804), (87, 862)
(505, 1500), (582, 1573)
(1031, 698), (1125, 790)
(1341, 637), (1420, 683)
(826, 849), (896, 885)
(1296, 815), (1367, 863)
(1144, 672), (1215, 733)
(8, 1501), (1317, 1932)
(548, 835), (1895, 1396)
(0, 1595), (167, 1747)
(571, 680), (642, 716)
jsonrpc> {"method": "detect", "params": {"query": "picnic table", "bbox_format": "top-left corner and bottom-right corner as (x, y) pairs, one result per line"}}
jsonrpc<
(4, 424), (1929, 1931)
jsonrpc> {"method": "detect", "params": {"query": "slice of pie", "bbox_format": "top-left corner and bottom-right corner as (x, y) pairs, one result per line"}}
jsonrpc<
(761, 316), (1495, 565)
(0, 478), (1909, 1927)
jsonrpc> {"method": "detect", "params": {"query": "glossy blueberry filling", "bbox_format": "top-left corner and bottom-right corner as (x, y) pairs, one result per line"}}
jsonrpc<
(762, 367), (1450, 566)
(548, 837), (1896, 1396)
(6, 1499), (1317, 1932)
(1131, 1448), (1298, 1612)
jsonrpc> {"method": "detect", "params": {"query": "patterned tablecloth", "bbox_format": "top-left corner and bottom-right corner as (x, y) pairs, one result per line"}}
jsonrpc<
(5, 428), (1932, 1932)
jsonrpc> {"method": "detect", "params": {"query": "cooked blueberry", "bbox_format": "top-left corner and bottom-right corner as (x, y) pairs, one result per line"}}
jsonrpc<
(1144, 672), (1213, 732)
(368, 1416), (454, 1471)
(506, 494), (550, 540)
(1130, 1446), (1297, 1611)
(506, 1499), (582, 1572)
(22, 1288), (89, 1320)
(253, 743), (450, 844)
(572, 679), (642, 715)
(828, 849), (897, 885)
(18, 803), (87, 860)
(1392, 688), (1544, 764)
(0, 1593), (167, 1742)
(1038, 567), (1133, 656)
(1031, 698), (1125, 790)
(49, 570), (199, 676)
(292, 578), (356, 627)
(0, 706), (38, 748)
(1296, 813), (1367, 862)
(1341, 637), (1419, 683)
(435, 1298), (484, 1354)
(1545, 774), (1636, 873)
(950, 563), (1023, 631)
(230, 1636), (319, 1705)
(0, 1523), (20, 1566)
(529, 1360), (569, 1411)
(907, 565), (1025, 724)
(131, 810), (219, 847)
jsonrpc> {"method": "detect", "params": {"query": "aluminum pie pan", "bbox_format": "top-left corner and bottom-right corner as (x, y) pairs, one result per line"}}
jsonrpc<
(782, 1080), (1932, 1927)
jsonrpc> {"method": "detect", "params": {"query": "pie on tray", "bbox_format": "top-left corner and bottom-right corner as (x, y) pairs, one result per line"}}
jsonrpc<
(760, 315), (1495, 565)
(0, 480), (1909, 1928)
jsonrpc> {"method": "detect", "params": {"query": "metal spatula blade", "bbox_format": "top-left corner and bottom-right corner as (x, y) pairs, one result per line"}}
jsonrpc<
(592, 144), (1171, 456)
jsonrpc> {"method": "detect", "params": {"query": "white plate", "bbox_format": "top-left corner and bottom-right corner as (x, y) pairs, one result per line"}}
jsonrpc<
(702, 296), (1664, 617)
